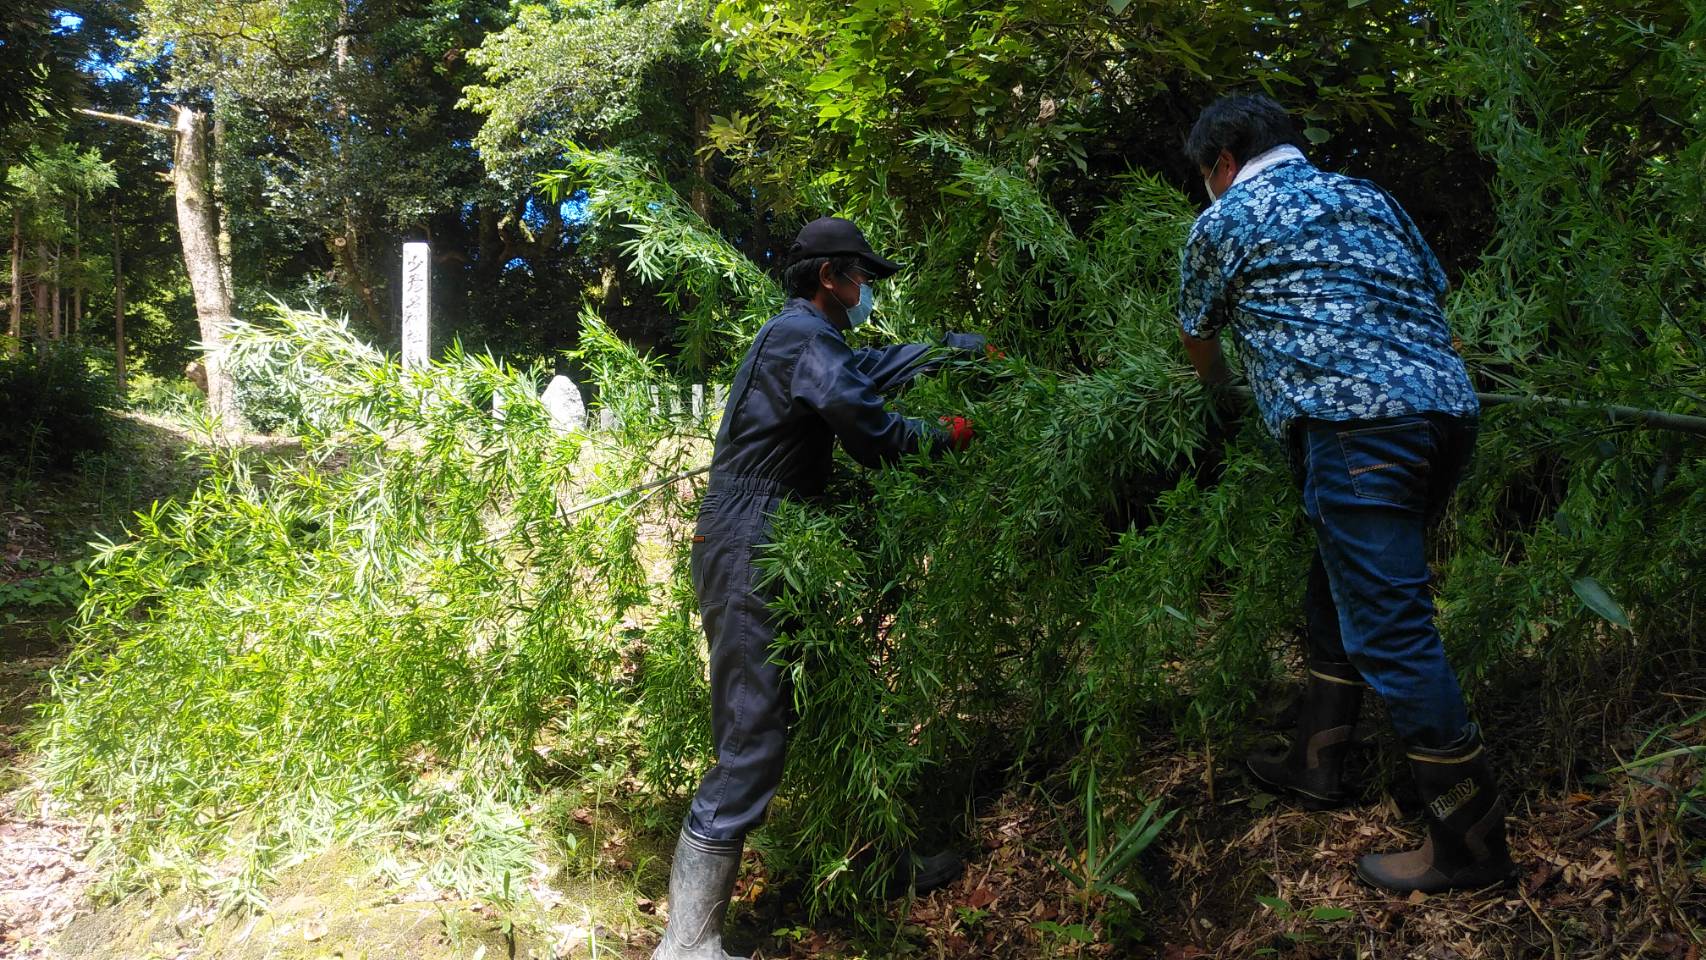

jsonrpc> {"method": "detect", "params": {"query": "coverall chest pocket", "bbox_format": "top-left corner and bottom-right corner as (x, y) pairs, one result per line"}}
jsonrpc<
(1335, 420), (1434, 508)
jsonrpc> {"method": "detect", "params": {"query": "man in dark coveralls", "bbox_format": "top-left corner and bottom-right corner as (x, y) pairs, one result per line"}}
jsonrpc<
(653, 217), (981, 960)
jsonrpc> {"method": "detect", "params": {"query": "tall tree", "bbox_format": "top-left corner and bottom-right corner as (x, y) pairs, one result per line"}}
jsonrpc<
(0, 1), (81, 198)
(464, 0), (762, 357)
(112, 209), (126, 389)
(3, 145), (117, 345)
(7, 210), (20, 346)
(76, 106), (239, 427)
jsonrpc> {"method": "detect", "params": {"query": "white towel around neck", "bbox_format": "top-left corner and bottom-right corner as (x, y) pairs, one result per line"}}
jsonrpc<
(1233, 144), (1307, 186)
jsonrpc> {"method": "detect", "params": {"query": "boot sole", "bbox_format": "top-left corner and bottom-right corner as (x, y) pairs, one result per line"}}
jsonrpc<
(1353, 859), (1516, 894)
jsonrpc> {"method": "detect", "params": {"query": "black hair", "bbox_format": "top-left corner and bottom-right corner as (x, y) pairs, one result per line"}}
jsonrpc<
(1184, 94), (1305, 171)
(782, 254), (864, 299)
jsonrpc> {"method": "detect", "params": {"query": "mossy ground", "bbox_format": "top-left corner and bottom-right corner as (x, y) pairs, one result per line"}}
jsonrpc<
(50, 848), (641, 960)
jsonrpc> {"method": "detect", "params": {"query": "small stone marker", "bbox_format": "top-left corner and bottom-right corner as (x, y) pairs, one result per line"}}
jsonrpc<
(541, 375), (586, 434)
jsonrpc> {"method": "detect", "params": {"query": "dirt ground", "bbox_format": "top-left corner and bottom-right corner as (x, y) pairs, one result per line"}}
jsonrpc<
(3, 413), (1703, 959)
(0, 631), (91, 960)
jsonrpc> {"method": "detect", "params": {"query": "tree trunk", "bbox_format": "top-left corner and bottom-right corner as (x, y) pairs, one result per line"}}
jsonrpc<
(112, 211), (126, 391)
(691, 103), (712, 220)
(71, 105), (231, 415)
(173, 104), (241, 432)
(212, 110), (234, 297)
(7, 211), (20, 349)
(72, 193), (81, 339)
(50, 236), (62, 339)
(34, 245), (49, 340)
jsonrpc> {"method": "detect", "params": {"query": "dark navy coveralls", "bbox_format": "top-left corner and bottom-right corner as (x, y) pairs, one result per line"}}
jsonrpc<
(685, 297), (981, 843)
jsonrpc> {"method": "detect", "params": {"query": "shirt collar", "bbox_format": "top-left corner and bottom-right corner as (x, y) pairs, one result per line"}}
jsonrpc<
(787, 297), (844, 338)
(1233, 144), (1307, 186)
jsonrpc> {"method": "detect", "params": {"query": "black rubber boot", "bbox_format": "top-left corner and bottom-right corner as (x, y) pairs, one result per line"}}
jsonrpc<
(653, 828), (749, 960)
(1356, 723), (1515, 894)
(883, 849), (964, 898)
(1246, 659), (1364, 810)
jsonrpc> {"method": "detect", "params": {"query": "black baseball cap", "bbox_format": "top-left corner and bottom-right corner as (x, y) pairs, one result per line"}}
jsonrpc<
(784, 217), (902, 279)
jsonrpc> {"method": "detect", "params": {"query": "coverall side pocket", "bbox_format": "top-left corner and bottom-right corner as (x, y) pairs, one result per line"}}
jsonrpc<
(1336, 421), (1432, 508)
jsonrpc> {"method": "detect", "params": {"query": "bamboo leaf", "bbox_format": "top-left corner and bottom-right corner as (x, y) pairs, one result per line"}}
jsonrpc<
(1572, 576), (1631, 629)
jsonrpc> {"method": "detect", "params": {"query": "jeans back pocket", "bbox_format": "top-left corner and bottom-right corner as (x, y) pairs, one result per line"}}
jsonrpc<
(1336, 420), (1433, 508)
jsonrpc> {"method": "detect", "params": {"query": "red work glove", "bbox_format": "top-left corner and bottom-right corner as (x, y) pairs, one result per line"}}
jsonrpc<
(984, 343), (1005, 360)
(939, 415), (975, 451)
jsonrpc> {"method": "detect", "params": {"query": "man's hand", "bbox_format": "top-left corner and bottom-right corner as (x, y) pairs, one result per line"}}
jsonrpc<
(939, 415), (975, 451)
(1180, 329), (1232, 385)
(940, 332), (987, 355)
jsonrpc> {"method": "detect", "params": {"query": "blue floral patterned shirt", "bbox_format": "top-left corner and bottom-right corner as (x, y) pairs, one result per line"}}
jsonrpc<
(1178, 156), (1478, 439)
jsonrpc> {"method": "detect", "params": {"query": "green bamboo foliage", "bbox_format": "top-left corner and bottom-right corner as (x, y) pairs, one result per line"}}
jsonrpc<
(39, 305), (708, 900)
(565, 119), (1706, 911)
(547, 147), (784, 376)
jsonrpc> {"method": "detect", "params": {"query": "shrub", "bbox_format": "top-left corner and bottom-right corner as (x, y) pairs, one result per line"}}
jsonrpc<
(0, 344), (119, 473)
(126, 370), (206, 419)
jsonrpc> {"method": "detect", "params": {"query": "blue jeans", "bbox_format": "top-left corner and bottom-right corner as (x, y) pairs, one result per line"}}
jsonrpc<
(1289, 414), (1478, 748)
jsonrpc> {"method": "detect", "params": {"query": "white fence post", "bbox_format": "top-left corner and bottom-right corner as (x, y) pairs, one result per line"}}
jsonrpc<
(495, 380), (725, 434)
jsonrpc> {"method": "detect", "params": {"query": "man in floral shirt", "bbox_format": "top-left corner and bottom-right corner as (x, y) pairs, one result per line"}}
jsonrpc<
(1178, 94), (1512, 893)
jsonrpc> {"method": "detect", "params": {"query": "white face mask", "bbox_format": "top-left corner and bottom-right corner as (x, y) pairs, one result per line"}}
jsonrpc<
(1204, 156), (1225, 202)
(837, 274), (875, 327)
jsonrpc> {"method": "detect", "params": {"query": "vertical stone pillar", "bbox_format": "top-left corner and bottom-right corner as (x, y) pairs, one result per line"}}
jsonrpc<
(401, 241), (430, 370)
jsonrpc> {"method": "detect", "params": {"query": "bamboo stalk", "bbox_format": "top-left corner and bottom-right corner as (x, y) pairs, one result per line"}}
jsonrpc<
(556, 465), (710, 520)
(559, 382), (1706, 521)
(1223, 386), (1706, 437)
(1476, 392), (1706, 437)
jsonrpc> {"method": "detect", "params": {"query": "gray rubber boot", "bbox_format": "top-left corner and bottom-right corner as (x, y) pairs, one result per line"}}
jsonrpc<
(1355, 723), (1515, 894)
(1246, 659), (1365, 809)
(652, 829), (749, 960)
